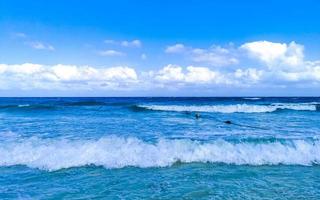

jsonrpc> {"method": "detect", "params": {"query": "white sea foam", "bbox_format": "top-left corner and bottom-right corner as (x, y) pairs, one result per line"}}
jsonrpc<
(270, 103), (318, 111)
(243, 97), (261, 100)
(18, 104), (30, 107)
(0, 136), (320, 171)
(139, 103), (317, 113)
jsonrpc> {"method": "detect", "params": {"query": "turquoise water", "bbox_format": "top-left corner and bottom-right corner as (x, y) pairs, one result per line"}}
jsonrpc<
(1, 97), (320, 199)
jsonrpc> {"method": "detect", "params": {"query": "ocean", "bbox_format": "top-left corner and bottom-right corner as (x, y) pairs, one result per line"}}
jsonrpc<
(0, 97), (320, 199)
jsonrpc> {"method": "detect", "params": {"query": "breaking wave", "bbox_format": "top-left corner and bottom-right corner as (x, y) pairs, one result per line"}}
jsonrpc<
(1, 136), (320, 171)
(138, 103), (319, 113)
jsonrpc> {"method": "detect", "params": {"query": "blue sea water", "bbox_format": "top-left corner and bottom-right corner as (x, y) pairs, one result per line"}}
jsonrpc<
(1, 97), (320, 199)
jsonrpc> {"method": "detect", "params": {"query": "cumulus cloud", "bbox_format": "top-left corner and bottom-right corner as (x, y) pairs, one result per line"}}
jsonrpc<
(25, 41), (55, 51)
(0, 63), (137, 90)
(239, 41), (320, 84)
(98, 50), (125, 56)
(152, 64), (227, 85)
(154, 64), (185, 82)
(184, 66), (220, 83)
(273, 60), (320, 82)
(241, 41), (304, 70)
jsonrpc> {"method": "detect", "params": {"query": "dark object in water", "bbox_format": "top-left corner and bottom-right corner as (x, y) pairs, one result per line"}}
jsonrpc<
(224, 120), (232, 124)
(184, 111), (192, 115)
(195, 113), (201, 119)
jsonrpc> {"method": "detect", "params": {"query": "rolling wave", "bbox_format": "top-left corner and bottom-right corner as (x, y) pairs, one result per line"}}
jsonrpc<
(0, 101), (129, 111)
(138, 103), (319, 113)
(1, 136), (320, 171)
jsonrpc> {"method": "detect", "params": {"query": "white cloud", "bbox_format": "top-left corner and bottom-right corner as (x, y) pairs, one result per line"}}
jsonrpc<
(165, 44), (238, 66)
(1, 40), (320, 94)
(153, 64), (224, 84)
(98, 50), (125, 56)
(0, 63), (43, 75)
(166, 41), (305, 68)
(121, 40), (142, 48)
(165, 44), (186, 53)
(191, 46), (239, 66)
(1, 60), (320, 93)
(241, 41), (304, 69)
(155, 64), (185, 82)
(239, 41), (320, 84)
(184, 66), (219, 83)
(150, 60), (320, 88)
(26, 41), (55, 51)
(0, 63), (137, 90)
(234, 68), (263, 83)
(274, 60), (320, 82)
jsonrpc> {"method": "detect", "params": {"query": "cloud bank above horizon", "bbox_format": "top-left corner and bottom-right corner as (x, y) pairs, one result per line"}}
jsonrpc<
(1, 40), (320, 96)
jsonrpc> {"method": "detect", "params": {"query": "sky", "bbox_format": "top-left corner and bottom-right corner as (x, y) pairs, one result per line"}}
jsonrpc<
(0, 0), (320, 96)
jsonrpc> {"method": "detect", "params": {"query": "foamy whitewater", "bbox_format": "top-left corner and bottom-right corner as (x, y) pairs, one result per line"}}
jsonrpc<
(139, 103), (318, 113)
(1, 136), (320, 171)
(1, 97), (320, 199)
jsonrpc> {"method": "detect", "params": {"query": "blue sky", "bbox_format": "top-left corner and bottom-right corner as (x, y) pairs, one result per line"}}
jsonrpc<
(0, 0), (320, 96)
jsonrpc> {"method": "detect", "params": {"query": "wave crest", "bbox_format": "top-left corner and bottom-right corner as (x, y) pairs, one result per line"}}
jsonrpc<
(1, 136), (320, 171)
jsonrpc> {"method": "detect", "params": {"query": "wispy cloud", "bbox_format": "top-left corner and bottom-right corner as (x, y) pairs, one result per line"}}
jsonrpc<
(190, 46), (238, 66)
(104, 39), (116, 44)
(98, 50), (125, 56)
(104, 39), (142, 48)
(165, 44), (186, 53)
(12, 32), (27, 38)
(120, 40), (142, 48)
(25, 41), (55, 51)
(141, 53), (147, 60)
(11, 33), (55, 51)
(165, 43), (238, 67)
